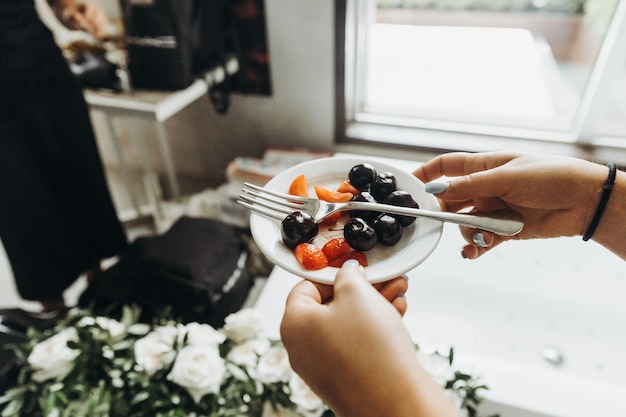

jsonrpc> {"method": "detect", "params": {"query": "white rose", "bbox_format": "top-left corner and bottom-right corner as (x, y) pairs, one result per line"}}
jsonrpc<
(134, 325), (178, 376)
(222, 308), (264, 343)
(95, 317), (126, 339)
(227, 337), (270, 369)
(28, 327), (80, 383)
(288, 373), (326, 417)
(184, 322), (226, 346)
(256, 345), (292, 384)
(77, 316), (96, 327)
(416, 351), (455, 386)
(167, 344), (226, 404)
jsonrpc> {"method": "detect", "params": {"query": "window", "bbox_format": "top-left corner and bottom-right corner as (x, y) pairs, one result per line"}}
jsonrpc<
(342, 0), (626, 153)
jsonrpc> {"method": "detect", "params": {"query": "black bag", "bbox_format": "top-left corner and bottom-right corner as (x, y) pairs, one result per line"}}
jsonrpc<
(120, 0), (230, 91)
(79, 216), (255, 328)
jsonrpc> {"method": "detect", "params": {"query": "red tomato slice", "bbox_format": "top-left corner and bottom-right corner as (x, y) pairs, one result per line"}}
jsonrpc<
(289, 174), (309, 197)
(328, 251), (368, 268)
(314, 185), (353, 202)
(337, 180), (360, 195)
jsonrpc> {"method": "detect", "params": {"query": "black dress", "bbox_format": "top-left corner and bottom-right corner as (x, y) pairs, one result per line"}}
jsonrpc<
(0, 1), (127, 301)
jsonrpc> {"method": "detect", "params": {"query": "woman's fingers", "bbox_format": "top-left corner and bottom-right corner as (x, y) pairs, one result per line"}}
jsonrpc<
(374, 276), (409, 316)
(458, 225), (522, 259)
(391, 295), (408, 316)
(413, 151), (517, 183)
(374, 276), (408, 301)
(414, 152), (521, 205)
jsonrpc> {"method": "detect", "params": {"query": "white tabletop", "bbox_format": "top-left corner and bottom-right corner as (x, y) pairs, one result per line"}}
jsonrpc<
(84, 55), (238, 122)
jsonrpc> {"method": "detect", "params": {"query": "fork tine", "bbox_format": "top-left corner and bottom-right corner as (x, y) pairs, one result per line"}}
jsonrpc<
(236, 200), (285, 222)
(239, 182), (316, 222)
(242, 182), (310, 202)
(238, 192), (297, 215)
(240, 188), (304, 211)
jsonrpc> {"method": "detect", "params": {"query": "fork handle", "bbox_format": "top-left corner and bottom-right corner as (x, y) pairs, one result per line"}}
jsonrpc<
(347, 202), (524, 236)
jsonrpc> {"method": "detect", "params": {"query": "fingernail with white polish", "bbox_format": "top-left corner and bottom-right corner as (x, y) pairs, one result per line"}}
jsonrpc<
(342, 259), (360, 267)
(472, 232), (488, 247)
(424, 181), (449, 194)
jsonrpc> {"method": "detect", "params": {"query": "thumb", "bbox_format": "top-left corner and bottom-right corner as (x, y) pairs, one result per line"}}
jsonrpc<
(333, 260), (368, 293)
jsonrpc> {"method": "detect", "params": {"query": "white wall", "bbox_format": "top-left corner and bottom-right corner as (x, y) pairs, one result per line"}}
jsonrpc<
(95, 0), (337, 182)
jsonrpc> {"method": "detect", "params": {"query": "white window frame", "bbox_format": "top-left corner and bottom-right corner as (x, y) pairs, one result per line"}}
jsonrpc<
(341, 0), (626, 157)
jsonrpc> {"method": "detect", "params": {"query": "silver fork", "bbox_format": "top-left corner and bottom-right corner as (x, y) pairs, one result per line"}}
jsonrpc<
(238, 182), (524, 236)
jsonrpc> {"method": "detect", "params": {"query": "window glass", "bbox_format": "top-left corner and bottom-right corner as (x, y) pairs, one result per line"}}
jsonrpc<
(349, 0), (622, 142)
(594, 66), (626, 140)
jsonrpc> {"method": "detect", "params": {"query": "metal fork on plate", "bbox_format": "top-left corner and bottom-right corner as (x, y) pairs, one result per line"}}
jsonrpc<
(237, 182), (524, 236)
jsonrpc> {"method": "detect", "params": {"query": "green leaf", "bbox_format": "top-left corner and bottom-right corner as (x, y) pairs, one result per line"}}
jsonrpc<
(454, 371), (472, 381)
(127, 323), (151, 335)
(49, 382), (64, 393)
(131, 391), (150, 404)
(0, 386), (28, 405)
(56, 390), (69, 404)
(26, 327), (42, 340)
(1, 399), (24, 417)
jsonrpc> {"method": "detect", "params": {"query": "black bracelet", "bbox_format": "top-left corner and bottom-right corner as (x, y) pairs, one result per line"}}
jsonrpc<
(583, 162), (617, 241)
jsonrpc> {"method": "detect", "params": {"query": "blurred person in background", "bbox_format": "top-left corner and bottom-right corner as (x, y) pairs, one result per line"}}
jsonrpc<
(0, 0), (127, 311)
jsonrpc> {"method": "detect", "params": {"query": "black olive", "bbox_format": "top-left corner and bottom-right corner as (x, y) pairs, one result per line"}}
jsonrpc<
(372, 214), (403, 246)
(348, 163), (377, 192)
(281, 211), (319, 250)
(344, 217), (378, 251)
(370, 172), (397, 201)
(348, 191), (379, 223)
(382, 190), (420, 227)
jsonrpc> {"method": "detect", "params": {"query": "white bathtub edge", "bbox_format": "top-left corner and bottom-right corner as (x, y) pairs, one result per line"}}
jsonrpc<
(456, 352), (626, 417)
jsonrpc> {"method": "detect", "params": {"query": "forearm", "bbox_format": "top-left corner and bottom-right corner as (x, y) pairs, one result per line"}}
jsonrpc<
(384, 363), (459, 417)
(330, 356), (459, 417)
(590, 169), (626, 260)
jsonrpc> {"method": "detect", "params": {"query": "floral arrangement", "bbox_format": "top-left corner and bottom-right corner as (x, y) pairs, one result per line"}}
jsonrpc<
(0, 306), (493, 417)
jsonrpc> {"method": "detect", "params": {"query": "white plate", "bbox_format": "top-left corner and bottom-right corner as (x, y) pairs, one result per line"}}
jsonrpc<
(249, 157), (443, 284)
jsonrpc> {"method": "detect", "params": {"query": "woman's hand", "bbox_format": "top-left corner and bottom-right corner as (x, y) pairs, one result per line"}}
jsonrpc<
(412, 151), (611, 259)
(280, 263), (457, 417)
